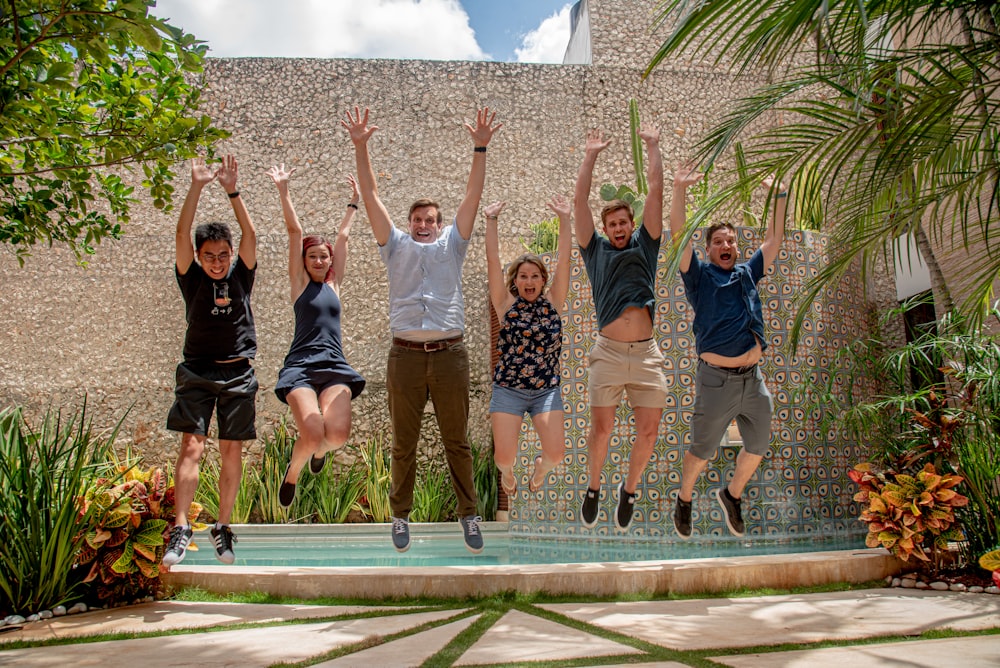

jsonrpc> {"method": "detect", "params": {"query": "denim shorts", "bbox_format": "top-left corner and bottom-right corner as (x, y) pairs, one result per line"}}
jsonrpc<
(489, 384), (563, 417)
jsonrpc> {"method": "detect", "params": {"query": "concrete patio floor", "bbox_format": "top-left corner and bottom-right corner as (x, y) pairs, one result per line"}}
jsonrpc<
(2, 588), (998, 667)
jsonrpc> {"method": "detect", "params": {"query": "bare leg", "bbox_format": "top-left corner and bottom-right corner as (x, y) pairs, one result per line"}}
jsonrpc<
(585, 405), (617, 490)
(624, 406), (662, 494)
(284, 387), (324, 484)
(173, 433), (206, 527)
(491, 411), (524, 493)
(728, 449), (763, 498)
(528, 409), (567, 489)
(678, 450), (710, 503)
(317, 384), (354, 455)
(216, 439), (243, 525)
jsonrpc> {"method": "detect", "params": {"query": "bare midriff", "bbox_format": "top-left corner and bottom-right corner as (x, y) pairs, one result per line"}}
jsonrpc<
(600, 305), (654, 342)
(700, 341), (763, 368)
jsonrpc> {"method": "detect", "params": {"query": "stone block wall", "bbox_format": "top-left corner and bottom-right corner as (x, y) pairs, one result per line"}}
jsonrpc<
(0, 0), (896, 503)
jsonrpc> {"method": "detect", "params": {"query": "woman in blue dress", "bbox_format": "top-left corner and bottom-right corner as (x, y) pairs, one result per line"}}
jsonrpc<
(484, 196), (572, 496)
(268, 164), (366, 507)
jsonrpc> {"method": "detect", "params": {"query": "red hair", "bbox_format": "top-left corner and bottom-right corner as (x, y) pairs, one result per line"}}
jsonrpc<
(302, 235), (335, 283)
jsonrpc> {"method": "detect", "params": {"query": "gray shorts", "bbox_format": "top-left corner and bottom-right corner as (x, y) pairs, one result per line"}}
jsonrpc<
(689, 360), (773, 460)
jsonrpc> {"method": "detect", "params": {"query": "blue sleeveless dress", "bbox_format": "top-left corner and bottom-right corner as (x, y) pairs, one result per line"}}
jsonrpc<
(274, 281), (366, 403)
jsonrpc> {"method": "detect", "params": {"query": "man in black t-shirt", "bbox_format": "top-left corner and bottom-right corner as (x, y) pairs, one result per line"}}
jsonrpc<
(162, 156), (258, 567)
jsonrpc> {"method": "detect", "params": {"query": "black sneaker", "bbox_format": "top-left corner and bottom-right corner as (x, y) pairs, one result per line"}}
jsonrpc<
(210, 525), (237, 564)
(673, 497), (692, 539)
(460, 515), (484, 554)
(279, 463), (296, 508)
(309, 453), (327, 475)
(162, 525), (193, 566)
(391, 516), (411, 553)
(716, 487), (745, 537)
(580, 487), (600, 528)
(614, 482), (636, 530)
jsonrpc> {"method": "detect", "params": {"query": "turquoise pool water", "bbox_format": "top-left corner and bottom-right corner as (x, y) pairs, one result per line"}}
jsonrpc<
(180, 524), (866, 568)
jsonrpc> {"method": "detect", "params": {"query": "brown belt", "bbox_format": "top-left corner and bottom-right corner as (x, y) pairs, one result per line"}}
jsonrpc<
(392, 335), (463, 352)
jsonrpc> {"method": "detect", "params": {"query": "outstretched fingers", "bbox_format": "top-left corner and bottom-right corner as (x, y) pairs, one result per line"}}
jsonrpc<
(585, 129), (611, 153)
(341, 106), (379, 142)
(546, 194), (571, 217)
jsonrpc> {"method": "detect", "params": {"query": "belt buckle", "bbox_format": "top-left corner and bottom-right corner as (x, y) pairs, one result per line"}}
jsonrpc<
(424, 340), (442, 352)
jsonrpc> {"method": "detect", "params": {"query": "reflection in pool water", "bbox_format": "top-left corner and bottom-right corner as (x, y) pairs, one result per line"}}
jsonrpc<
(179, 524), (866, 568)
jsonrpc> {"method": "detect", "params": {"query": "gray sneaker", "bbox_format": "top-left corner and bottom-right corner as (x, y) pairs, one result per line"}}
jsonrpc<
(716, 487), (745, 537)
(391, 516), (411, 553)
(459, 515), (484, 554)
(162, 525), (193, 566)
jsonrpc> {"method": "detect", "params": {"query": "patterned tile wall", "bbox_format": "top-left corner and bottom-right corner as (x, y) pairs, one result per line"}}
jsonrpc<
(507, 228), (870, 541)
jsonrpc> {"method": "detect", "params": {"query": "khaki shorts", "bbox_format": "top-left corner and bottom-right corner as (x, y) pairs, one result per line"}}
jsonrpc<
(587, 335), (667, 408)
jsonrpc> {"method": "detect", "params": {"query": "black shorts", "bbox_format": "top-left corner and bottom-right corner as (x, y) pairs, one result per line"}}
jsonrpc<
(166, 359), (258, 441)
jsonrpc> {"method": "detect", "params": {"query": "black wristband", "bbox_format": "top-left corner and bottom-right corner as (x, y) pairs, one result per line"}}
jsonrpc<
(474, 146), (487, 153)
(775, 192), (788, 199)
(347, 203), (359, 210)
(227, 191), (240, 199)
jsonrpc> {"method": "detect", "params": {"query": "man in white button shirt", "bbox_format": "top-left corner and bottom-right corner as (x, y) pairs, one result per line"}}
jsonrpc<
(343, 106), (502, 554)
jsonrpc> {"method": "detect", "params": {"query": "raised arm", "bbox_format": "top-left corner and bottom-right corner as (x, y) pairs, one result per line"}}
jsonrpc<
(331, 174), (360, 289)
(217, 155), (256, 269)
(455, 107), (503, 240)
(483, 201), (512, 318)
(545, 194), (573, 314)
(342, 107), (393, 246)
(759, 174), (788, 270)
(175, 158), (216, 274)
(266, 164), (307, 300)
(573, 130), (611, 249)
(670, 162), (704, 273)
(639, 124), (663, 241)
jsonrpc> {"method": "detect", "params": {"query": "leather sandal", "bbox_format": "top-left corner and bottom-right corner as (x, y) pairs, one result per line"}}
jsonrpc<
(499, 465), (517, 497)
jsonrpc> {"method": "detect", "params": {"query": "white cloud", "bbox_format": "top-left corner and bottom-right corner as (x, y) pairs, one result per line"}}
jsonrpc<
(514, 3), (571, 64)
(152, 0), (487, 60)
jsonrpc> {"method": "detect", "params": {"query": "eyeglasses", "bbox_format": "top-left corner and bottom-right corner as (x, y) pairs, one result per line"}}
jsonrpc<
(201, 252), (232, 264)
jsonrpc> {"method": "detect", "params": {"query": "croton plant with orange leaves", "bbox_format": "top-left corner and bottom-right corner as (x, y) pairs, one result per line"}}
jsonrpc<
(849, 462), (969, 563)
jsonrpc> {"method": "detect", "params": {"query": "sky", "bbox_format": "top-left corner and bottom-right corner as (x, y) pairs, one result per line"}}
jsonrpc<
(150, 0), (575, 63)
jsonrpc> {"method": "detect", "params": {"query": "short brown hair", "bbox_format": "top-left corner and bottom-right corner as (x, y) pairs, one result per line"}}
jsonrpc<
(408, 198), (443, 224)
(600, 199), (634, 224)
(505, 254), (549, 296)
(705, 222), (736, 246)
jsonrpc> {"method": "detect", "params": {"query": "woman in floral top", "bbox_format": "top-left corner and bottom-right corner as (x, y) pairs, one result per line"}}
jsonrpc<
(484, 196), (572, 496)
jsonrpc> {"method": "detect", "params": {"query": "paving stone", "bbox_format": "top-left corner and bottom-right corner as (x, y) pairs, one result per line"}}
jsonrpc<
(2, 600), (409, 644)
(711, 635), (1000, 667)
(541, 589), (1000, 650)
(0, 609), (463, 667)
(457, 609), (643, 665)
(314, 614), (479, 667)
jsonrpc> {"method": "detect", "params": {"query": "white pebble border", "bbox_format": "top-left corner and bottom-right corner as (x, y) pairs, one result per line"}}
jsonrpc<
(0, 596), (155, 629)
(888, 573), (999, 595)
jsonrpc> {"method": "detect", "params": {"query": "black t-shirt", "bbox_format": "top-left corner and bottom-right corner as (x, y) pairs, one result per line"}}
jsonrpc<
(176, 255), (257, 363)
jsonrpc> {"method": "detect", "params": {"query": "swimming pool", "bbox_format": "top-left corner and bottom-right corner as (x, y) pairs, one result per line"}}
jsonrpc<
(180, 522), (867, 568)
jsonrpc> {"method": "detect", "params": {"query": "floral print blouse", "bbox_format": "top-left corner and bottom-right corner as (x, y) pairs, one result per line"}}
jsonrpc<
(493, 295), (561, 389)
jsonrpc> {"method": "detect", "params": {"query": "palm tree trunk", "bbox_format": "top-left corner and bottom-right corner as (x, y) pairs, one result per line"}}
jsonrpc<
(913, 223), (954, 319)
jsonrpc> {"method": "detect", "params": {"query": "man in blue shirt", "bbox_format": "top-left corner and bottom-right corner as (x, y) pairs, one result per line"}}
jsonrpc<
(573, 126), (666, 531)
(344, 106), (501, 554)
(670, 165), (787, 538)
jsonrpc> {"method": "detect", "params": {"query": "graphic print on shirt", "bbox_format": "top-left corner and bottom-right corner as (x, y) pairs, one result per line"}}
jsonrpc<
(212, 281), (233, 315)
